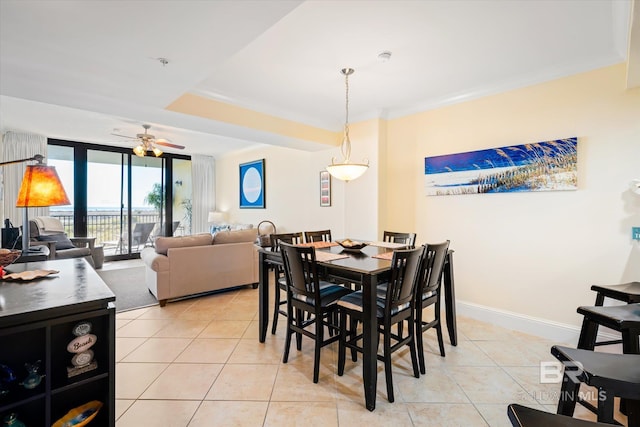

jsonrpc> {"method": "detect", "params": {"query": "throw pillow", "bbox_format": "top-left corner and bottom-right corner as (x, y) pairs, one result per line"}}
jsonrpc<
(210, 224), (230, 235)
(37, 234), (76, 250)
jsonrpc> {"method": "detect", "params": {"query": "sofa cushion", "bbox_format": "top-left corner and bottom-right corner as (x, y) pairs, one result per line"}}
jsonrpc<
(213, 228), (258, 245)
(154, 233), (213, 255)
(37, 233), (76, 250)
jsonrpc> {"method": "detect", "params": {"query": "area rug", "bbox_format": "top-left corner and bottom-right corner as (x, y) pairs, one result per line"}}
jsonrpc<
(97, 266), (158, 312)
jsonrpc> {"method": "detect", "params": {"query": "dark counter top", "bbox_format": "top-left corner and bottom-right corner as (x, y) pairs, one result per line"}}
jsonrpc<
(0, 258), (115, 328)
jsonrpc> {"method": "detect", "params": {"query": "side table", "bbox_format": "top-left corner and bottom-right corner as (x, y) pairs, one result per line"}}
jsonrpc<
(92, 245), (105, 269)
(14, 245), (50, 263)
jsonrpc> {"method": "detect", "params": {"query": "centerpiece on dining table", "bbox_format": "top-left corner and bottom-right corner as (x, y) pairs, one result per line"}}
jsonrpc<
(336, 239), (368, 252)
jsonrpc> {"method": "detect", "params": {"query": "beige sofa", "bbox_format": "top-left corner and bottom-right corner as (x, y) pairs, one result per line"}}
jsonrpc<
(140, 229), (259, 306)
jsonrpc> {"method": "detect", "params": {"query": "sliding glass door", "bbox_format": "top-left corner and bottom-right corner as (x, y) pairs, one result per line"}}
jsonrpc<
(86, 150), (131, 257)
(47, 140), (190, 261)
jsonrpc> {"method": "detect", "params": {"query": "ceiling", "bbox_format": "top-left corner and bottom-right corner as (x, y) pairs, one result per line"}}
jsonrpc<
(0, 0), (637, 158)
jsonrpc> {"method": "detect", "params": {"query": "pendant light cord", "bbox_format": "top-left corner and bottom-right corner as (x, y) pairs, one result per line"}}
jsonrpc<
(341, 68), (354, 162)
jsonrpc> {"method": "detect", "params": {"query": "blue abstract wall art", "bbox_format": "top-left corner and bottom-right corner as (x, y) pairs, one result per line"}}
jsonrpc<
(424, 137), (577, 196)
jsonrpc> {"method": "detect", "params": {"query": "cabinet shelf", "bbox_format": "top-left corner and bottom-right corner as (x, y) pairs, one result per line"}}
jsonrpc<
(0, 259), (115, 426)
(52, 372), (109, 395)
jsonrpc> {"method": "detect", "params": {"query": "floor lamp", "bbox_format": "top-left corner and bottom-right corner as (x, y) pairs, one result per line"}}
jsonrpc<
(0, 154), (70, 252)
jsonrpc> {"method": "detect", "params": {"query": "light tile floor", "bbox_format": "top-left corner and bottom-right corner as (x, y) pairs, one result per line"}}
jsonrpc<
(112, 265), (628, 426)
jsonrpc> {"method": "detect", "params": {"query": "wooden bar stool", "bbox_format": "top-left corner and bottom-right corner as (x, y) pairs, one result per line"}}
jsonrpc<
(507, 404), (612, 427)
(576, 303), (640, 354)
(551, 345), (640, 425)
(589, 282), (640, 347)
(591, 282), (640, 305)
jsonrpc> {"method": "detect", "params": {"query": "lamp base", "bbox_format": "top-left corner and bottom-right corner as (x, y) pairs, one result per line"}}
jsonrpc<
(22, 209), (30, 252)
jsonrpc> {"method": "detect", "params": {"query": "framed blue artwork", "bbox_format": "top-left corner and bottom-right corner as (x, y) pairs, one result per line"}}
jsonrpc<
(424, 137), (577, 196)
(239, 159), (265, 208)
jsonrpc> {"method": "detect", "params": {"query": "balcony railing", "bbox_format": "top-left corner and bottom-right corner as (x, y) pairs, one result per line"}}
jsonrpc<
(50, 211), (185, 256)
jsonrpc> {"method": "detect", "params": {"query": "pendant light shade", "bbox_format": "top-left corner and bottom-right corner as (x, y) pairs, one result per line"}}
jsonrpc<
(326, 68), (369, 182)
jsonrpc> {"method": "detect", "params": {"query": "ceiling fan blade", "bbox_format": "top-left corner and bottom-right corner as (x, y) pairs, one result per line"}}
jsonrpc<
(155, 139), (185, 150)
(110, 132), (137, 139)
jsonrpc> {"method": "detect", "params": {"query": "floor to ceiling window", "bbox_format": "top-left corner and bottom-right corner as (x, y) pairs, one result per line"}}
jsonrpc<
(47, 140), (191, 260)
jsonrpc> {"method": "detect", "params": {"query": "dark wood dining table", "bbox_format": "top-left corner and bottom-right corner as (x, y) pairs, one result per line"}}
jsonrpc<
(257, 242), (457, 411)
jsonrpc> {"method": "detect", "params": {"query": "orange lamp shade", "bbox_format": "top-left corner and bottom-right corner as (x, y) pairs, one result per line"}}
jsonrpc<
(15, 165), (71, 207)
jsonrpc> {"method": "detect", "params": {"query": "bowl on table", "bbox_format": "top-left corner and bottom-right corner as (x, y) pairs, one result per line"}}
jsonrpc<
(0, 249), (21, 267)
(336, 239), (368, 253)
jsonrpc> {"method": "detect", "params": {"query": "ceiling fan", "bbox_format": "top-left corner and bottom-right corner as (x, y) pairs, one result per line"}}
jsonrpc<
(111, 124), (185, 157)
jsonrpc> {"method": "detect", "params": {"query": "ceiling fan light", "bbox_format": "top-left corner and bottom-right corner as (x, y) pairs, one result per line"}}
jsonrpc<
(133, 145), (146, 157)
(152, 146), (163, 157)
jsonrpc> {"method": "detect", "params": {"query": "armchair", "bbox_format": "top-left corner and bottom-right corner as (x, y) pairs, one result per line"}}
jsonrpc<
(29, 216), (96, 267)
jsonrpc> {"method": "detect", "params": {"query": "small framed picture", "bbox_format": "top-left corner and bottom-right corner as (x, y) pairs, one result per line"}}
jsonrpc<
(240, 159), (265, 208)
(320, 170), (331, 207)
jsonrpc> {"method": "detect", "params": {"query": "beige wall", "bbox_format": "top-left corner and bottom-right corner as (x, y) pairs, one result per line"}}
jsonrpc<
(393, 63), (640, 328)
(216, 144), (346, 236)
(216, 63), (639, 334)
(215, 119), (385, 241)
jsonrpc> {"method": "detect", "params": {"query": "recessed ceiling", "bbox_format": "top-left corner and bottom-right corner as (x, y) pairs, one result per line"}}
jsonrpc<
(0, 0), (634, 157)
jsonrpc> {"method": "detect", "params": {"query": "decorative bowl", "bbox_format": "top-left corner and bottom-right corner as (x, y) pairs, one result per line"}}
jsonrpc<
(336, 239), (368, 252)
(0, 249), (21, 267)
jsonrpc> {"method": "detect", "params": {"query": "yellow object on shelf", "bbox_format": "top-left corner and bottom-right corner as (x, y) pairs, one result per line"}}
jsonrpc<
(52, 400), (103, 427)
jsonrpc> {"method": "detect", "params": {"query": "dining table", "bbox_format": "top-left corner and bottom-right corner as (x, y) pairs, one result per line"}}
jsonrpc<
(257, 241), (457, 411)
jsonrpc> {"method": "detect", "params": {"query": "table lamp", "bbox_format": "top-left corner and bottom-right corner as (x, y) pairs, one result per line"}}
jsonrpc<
(0, 154), (70, 252)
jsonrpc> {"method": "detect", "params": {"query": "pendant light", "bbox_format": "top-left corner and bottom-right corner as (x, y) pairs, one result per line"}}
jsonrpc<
(326, 68), (369, 182)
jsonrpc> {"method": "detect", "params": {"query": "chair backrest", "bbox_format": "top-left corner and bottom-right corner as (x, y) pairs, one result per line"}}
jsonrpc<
(31, 216), (66, 237)
(270, 232), (303, 252)
(280, 241), (321, 303)
(132, 222), (156, 244)
(416, 241), (450, 298)
(304, 230), (332, 243)
(383, 231), (417, 248)
(384, 247), (423, 317)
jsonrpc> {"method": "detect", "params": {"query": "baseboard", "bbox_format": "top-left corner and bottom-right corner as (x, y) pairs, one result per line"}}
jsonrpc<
(456, 300), (620, 344)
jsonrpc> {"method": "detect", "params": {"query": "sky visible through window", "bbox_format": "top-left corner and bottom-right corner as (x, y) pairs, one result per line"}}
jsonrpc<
(50, 159), (160, 211)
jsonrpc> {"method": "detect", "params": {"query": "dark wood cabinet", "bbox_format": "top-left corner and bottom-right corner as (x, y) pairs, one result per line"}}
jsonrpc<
(0, 259), (115, 426)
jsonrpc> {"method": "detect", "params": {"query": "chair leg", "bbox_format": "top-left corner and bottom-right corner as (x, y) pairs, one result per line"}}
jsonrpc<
(556, 373), (580, 416)
(384, 324), (394, 403)
(626, 399), (640, 427)
(595, 389), (615, 424)
(408, 327), (419, 379)
(295, 309), (303, 351)
(350, 317), (358, 362)
(338, 310), (347, 376)
(313, 315), (323, 383)
(435, 322), (446, 357)
(416, 321), (426, 375)
(283, 318), (292, 364)
(271, 285), (281, 335)
(577, 317), (598, 350)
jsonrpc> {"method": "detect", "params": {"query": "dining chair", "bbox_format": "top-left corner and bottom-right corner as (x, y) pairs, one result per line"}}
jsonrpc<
(586, 282), (640, 348)
(507, 404), (611, 427)
(304, 229), (332, 243)
(337, 246), (423, 402)
(551, 345), (640, 425)
(414, 240), (450, 375)
(576, 303), (640, 354)
(279, 241), (354, 383)
(269, 232), (304, 335)
(383, 231), (417, 248)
